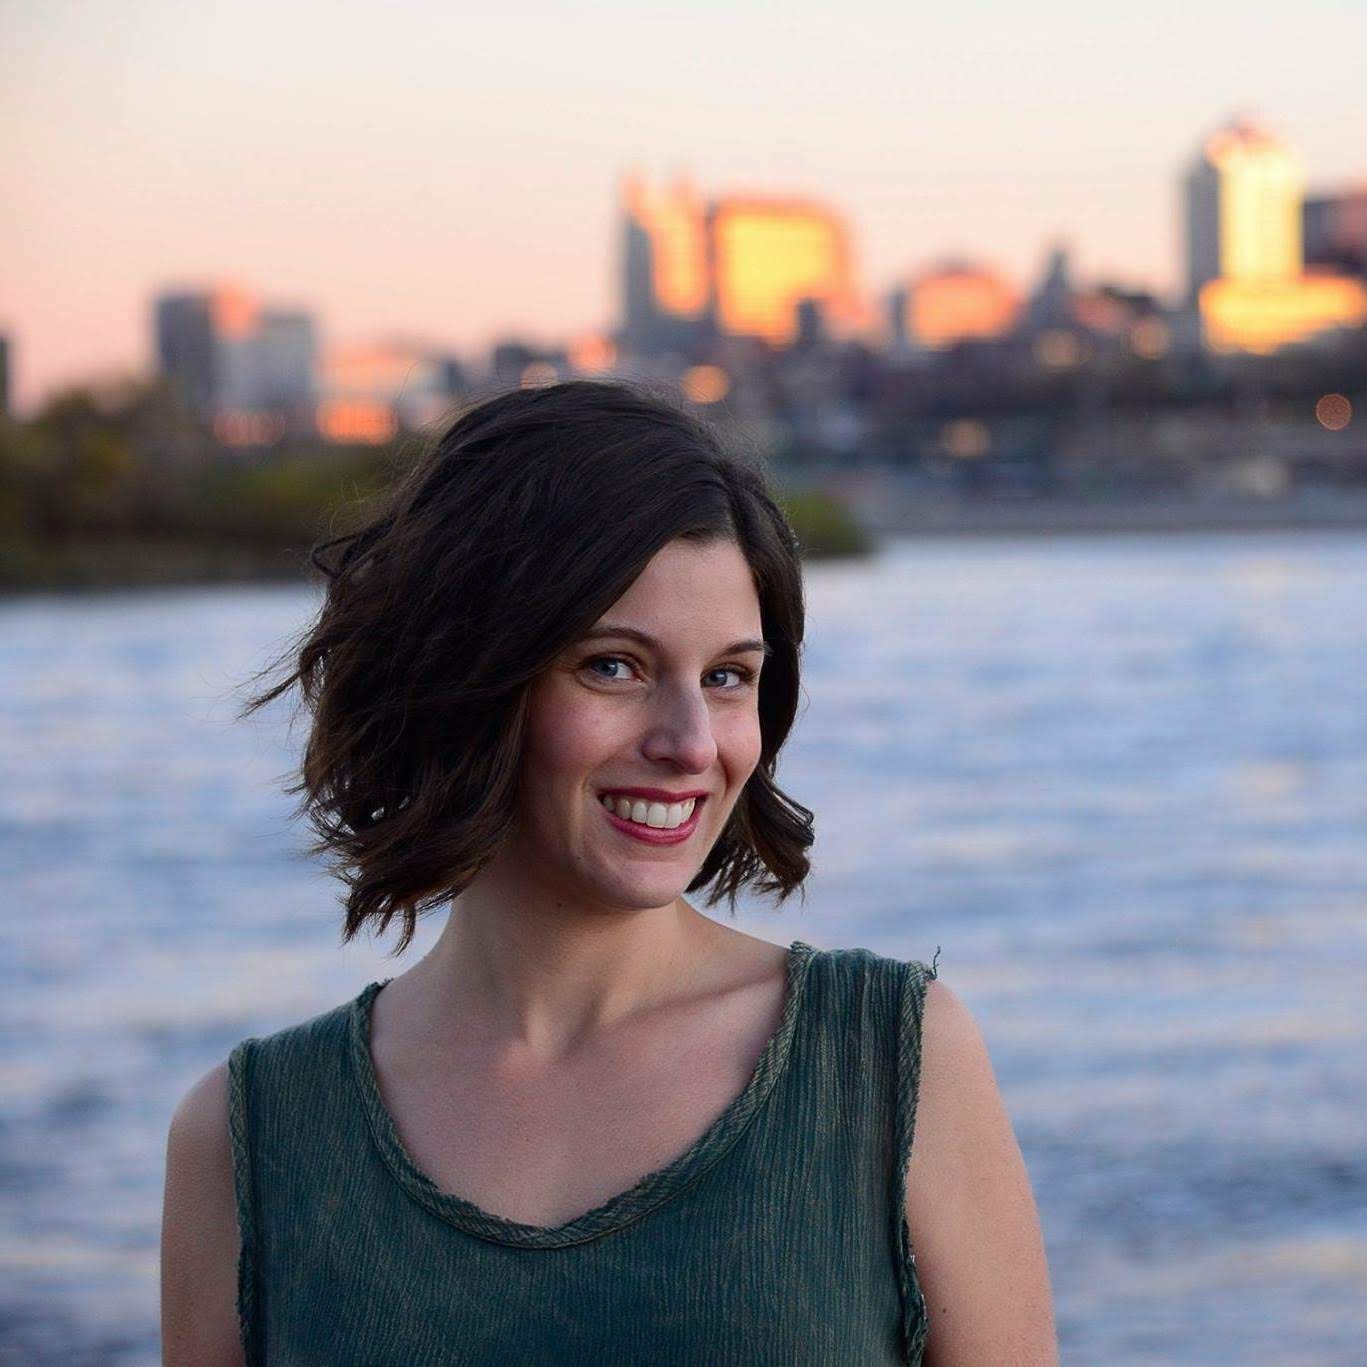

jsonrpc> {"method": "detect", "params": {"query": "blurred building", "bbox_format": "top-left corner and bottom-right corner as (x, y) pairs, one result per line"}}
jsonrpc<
(316, 342), (465, 443)
(154, 284), (318, 439)
(1184, 118), (1367, 353)
(1185, 116), (1303, 299)
(255, 311), (317, 412)
(0, 332), (10, 418)
(489, 340), (572, 389)
(1304, 187), (1367, 276)
(619, 171), (710, 356)
(892, 261), (1020, 351)
(708, 195), (861, 347)
(619, 171), (862, 354)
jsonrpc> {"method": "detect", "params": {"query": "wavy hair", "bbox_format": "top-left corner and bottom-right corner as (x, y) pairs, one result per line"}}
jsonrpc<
(240, 378), (813, 953)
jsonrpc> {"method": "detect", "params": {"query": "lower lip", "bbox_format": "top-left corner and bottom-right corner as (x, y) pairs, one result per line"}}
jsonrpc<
(599, 796), (705, 845)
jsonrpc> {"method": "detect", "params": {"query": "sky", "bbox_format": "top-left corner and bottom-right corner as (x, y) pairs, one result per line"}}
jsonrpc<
(3, 0), (1366, 413)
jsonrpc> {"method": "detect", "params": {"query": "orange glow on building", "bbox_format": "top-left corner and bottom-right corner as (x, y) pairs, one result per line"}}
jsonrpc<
(323, 344), (425, 395)
(903, 263), (1019, 348)
(621, 171), (710, 319)
(316, 399), (397, 444)
(1033, 330), (1085, 369)
(318, 343), (451, 439)
(520, 361), (559, 387)
(941, 419), (990, 459)
(1199, 273), (1367, 354)
(1129, 317), (1171, 359)
(681, 365), (730, 405)
(1187, 118), (1304, 300)
(709, 197), (860, 346)
(213, 410), (285, 446)
(568, 332), (617, 374)
(208, 283), (259, 340)
(1202, 120), (1304, 284)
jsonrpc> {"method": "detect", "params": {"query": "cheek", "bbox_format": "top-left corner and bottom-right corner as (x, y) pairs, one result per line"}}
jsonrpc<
(523, 686), (622, 782)
(721, 709), (764, 781)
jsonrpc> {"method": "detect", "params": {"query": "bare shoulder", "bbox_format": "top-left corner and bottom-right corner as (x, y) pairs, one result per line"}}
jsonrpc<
(905, 977), (1058, 1366)
(161, 1060), (246, 1366)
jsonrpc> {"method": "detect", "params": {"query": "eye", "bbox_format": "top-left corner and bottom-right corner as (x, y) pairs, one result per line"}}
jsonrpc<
(584, 655), (638, 682)
(706, 665), (756, 690)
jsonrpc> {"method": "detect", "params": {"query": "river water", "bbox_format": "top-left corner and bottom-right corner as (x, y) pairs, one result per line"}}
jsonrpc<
(3, 531), (1366, 1364)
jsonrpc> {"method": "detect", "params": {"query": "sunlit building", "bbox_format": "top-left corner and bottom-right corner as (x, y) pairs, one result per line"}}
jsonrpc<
(154, 283), (318, 434)
(316, 342), (462, 444)
(708, 196), (860, 347)
(895, 261), (1020, 350)
(1184, 118), (1367, 353)
(619, 171), (710, 355)
(619, 172), (863, 354)
(1185, 116), (1304, 298)
(1198, 273), (1367, 354)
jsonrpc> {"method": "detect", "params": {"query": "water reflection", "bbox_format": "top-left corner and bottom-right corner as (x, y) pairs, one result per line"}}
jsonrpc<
(3, 531), (1365, 1363)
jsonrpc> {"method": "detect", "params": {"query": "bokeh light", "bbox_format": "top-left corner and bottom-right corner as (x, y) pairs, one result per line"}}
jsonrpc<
(1315, 393), (1353, 430)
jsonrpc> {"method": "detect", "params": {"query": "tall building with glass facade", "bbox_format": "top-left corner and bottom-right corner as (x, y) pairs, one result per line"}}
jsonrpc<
(1184, 118), (1367, 352)
(1185, 117), (1304, 301)
(619, 172), (861, 354)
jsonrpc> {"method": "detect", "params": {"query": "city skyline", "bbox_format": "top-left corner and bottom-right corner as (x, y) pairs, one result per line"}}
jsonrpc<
(5, 0), (1367, 413)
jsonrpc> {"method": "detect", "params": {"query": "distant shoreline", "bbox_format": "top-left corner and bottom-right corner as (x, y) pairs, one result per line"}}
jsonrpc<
(835, 487), (1367, 540)
(4, 492), (1367, 597)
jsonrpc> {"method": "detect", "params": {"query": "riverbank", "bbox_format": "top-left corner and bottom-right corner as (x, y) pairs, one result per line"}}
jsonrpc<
(823, 481), (1367, 539)
(5, 488), (1367, 596)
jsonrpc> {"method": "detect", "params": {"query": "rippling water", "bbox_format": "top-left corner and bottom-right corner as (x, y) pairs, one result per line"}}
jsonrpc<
(3, 532), (1366, 1364)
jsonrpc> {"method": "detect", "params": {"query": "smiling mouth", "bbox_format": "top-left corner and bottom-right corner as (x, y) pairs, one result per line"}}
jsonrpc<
(596, 792), (707, 843)
(597, 792), (705, 830)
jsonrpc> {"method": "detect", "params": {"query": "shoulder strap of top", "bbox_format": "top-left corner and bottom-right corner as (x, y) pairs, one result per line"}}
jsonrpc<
(227, 1036), (260, 1367)
(891, 949), (940, 1362)
(790, 942), (940, 1362)
(226, 995), (359, 1367)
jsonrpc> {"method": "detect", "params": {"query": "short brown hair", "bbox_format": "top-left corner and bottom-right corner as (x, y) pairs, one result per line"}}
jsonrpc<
(240, 379), (814, 953)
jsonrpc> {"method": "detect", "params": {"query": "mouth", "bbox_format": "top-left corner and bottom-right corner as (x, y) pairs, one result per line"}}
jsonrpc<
(596, 792), (707, 846)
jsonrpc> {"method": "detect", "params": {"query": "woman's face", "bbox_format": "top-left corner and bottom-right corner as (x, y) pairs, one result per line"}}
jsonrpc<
(516, 536), (768, 913)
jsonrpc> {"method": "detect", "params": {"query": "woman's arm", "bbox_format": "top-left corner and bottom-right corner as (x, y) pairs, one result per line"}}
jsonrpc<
(906, 979), (1058, 1365)
(160, 1061), (246, 1366)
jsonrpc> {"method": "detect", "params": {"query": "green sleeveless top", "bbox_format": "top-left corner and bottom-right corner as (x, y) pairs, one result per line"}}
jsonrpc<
(227, 940), (939, 1364)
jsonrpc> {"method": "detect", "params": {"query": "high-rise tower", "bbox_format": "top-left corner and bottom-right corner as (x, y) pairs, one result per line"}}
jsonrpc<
(618, 171), (709, 355)
(1183, 117), (1367, 352)
(1185, 116), (1303, 301)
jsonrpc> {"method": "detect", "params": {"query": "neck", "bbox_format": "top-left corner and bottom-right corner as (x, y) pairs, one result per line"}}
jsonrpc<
(401, 864), (720, 1061)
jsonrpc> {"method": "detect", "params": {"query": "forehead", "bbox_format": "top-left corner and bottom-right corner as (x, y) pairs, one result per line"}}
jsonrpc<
(594, 539), (762, 637)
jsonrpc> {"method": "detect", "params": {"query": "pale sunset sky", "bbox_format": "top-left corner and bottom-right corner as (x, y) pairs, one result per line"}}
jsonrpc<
(3, 0), (1365, 413)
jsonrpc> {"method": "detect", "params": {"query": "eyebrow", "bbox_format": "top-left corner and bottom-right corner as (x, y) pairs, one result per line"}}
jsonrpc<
(578, 623), (772, 659)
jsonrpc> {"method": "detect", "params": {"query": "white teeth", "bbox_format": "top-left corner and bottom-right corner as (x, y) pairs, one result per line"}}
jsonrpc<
(599, 794), (697, 830)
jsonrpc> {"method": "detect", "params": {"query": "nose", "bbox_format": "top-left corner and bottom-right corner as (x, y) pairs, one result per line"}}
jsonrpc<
(639, 678), (718, 774)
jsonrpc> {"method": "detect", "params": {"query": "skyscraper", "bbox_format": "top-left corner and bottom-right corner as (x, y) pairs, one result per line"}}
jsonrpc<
(619, 172), (863, 355)
(154, 285), (317, 431)
(256, 310), (318, 413)
(619, 171), (709, 355)
(1185, 116), (1303, 301)
(1183, 117), (1367, 353)
(707, 196), (860, 347)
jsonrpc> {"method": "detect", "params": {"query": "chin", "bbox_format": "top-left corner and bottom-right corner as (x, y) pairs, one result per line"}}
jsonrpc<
(591, 868), (695, 912)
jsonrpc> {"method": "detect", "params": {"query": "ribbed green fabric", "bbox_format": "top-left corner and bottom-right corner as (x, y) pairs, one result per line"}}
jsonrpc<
(227, 940), (939, 1364)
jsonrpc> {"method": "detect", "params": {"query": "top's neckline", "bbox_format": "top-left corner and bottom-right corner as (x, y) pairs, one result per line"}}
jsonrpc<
(347, 938), (819, 1249)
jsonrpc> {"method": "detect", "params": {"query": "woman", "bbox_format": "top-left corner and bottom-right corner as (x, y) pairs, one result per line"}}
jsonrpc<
(161, 379), (1056, 1364)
